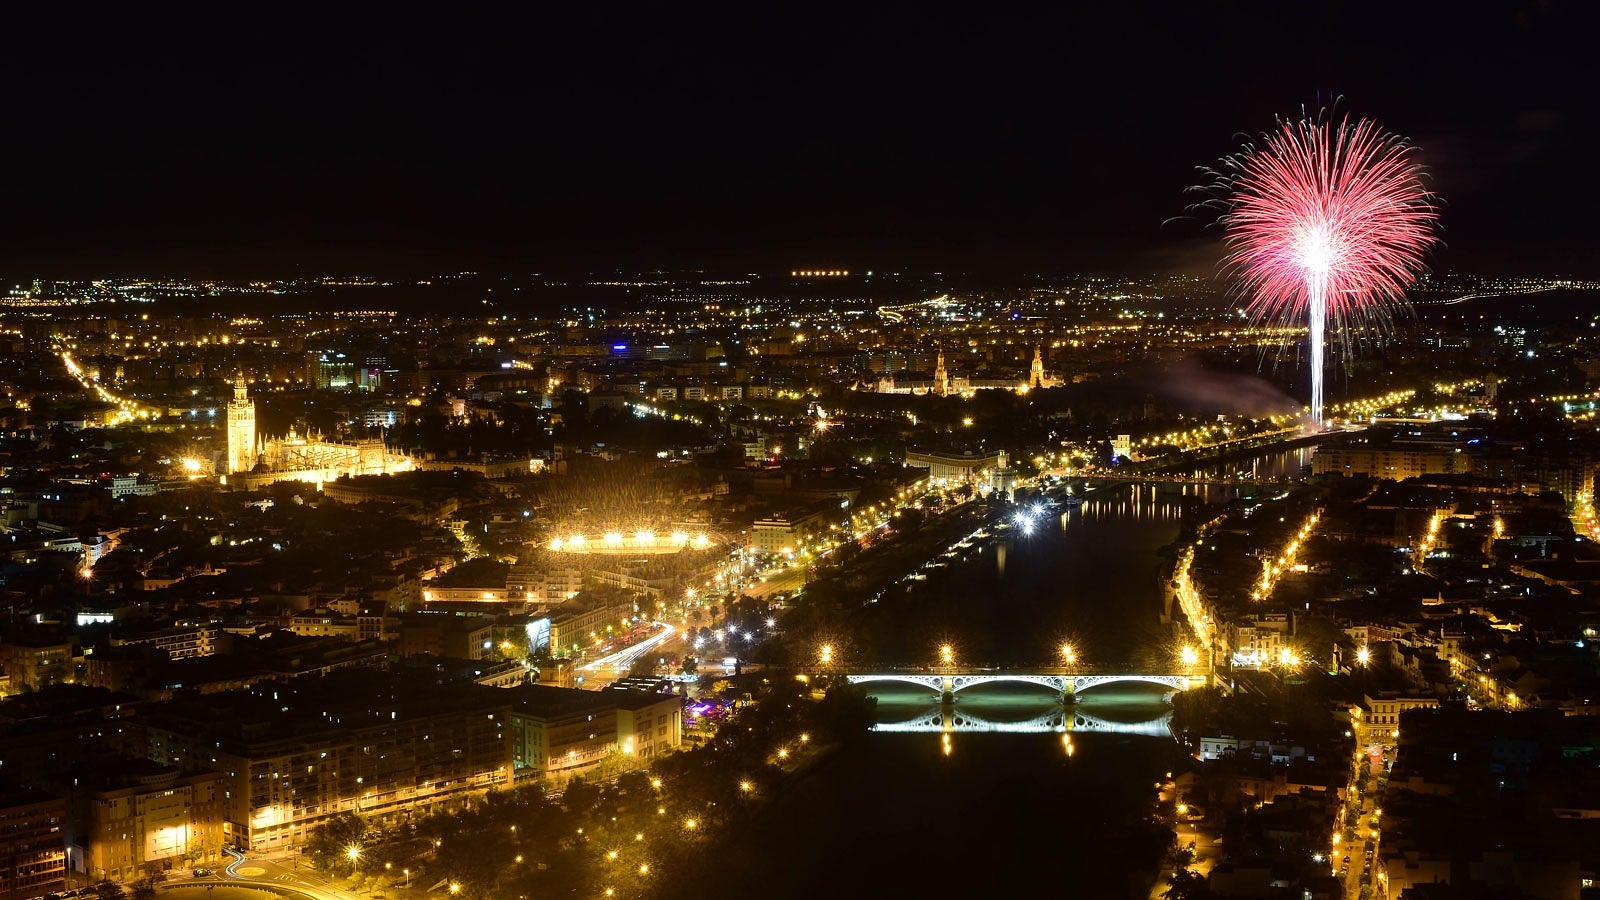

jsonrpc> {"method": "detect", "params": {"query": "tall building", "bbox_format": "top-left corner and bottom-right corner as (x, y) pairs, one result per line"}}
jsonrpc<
(65, 762), (229, 883)
(140, 677), (514, 852)
(225, 375), (256, 475)
(1029, 345), (1061, 389)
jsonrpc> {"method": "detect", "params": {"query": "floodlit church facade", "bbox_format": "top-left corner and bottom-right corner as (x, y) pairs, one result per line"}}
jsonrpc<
(223, 376), (412, 487)
(870, 346), (1060, 396)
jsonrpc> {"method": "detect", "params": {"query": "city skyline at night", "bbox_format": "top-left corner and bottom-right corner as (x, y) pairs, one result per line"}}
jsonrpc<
(3, 6), (1600, 900)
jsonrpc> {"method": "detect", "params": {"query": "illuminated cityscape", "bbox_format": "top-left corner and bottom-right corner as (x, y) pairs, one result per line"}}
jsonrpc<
(3, 7), (1600, 900)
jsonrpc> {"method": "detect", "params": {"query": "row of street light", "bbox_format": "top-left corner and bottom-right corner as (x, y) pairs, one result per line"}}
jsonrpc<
(811, 639), (1209, 673)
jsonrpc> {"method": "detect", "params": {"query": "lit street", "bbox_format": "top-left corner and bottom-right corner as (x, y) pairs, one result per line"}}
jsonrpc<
(578, 622), (678, 687)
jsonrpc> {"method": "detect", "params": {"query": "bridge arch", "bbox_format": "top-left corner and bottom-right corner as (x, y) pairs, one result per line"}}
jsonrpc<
(950, 674), (1069, 696)
(1071, 674), (1191, 695)
(844, 673), (945, 693)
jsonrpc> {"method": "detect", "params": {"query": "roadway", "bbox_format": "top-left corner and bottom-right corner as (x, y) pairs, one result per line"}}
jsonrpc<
(156, 849), (368, 900)
(59, 348), (154, 425)
(225, 848), (362, 899)
(1330, 720), (1392, 899)
(740, 562), (808, 599)
(576, 622), (678, 687)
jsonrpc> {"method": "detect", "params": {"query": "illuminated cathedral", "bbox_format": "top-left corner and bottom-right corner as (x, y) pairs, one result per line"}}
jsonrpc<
(223, 375), (412, 487)
(870, 346), (1059, 395)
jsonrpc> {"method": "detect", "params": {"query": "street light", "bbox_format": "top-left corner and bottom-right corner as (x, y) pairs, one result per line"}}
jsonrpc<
(818, 644), (834, 666)
(345, 845), (361, 863)
(1356, 646), (1370, 667)
(1060, 643), (1077, 667)
(448, 883), (461, 895)
(1180, 645), (1199, 667)
(939, 644), (954, 666)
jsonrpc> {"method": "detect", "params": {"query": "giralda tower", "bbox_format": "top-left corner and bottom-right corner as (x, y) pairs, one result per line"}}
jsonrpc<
(226, 374), (256, 474)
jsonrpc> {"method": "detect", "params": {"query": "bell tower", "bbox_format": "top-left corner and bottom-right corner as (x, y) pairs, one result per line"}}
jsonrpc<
(226, 374), (256, 474)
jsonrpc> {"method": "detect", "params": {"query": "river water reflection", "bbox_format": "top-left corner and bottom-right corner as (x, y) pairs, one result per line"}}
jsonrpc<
(701, 447), (1315, 899)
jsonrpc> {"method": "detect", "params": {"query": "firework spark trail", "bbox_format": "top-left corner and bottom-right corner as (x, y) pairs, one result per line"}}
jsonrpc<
(1193, 112), (1439, 428)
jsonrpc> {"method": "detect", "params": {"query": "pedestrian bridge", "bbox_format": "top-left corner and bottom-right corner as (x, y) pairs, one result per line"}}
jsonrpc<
(844, 670), (1202, 700)
(872, 704), (1173, 739)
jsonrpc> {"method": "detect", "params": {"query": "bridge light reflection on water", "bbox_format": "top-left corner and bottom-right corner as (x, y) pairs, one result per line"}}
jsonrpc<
(870, 702), (1174, 739)
(858, 679), (1183, 742)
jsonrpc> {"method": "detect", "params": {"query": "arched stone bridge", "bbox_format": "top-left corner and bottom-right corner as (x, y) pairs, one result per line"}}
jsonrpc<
(844, 670), (1202, 702)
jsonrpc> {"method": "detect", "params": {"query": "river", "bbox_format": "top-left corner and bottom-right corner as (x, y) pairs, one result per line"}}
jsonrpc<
(701, 446), (1315, 899)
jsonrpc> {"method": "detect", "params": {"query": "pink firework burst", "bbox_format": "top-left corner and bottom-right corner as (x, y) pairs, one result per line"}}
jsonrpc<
(1197, 112), (1439, 426)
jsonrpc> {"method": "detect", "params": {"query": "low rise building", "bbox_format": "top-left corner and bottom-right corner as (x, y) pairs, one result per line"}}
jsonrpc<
(611, 688), (682, 761)
(509, 686), (619, 780)
(749, 500), (838, 555)
(0, 637), (75, 691)
(399, 615), (494, 660)
(111, 624), (220, 660)
(0, 791), (66, 900)
(531, 568), (587, 605)
(421, 586), (514, 605)
(1362, 692), (1440, 731)
(286, 611), (359, 639)
(549, 603), (635, 657)
(508, 683), (683, 779)
(903, 448), (1006, 482)
(107, 476), (160, 499)
(1227, 614), (1292, 669)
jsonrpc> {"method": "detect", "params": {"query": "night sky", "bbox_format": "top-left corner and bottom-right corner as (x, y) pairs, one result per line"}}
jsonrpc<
(3, 3), (1596, 278)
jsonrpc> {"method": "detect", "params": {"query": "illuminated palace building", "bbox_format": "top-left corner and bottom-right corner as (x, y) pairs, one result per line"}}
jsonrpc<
(223, 376), (412, 488)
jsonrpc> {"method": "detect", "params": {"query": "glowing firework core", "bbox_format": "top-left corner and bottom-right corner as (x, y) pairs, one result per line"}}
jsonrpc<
(1297, 224), (1334, 275)
(1205, 112), (1438, 428)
